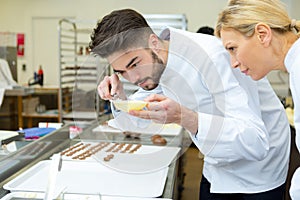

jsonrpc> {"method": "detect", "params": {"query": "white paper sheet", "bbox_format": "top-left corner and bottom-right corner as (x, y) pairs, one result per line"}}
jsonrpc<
(58, 142), (181, 174)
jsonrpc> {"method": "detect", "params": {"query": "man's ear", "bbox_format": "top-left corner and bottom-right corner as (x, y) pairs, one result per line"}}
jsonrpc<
(255, 22), (272, 47)
(148, 34), (160, 53)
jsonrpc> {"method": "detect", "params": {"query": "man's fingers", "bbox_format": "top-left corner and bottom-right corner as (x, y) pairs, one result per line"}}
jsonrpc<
(110, 74), (120, 95)
(129, 109), (167, 124)
(146, 101), (164, 111)
(144, 93), (166, 102)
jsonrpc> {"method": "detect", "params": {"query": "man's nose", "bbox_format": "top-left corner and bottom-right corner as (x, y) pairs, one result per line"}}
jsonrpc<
(126, 70), (140, 83)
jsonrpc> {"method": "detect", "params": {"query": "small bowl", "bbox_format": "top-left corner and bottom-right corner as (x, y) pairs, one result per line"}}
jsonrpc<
(113, 100), (148, 112)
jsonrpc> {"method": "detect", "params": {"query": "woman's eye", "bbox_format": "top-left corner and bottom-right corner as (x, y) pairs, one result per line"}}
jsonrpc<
(227, 47), (235, 52)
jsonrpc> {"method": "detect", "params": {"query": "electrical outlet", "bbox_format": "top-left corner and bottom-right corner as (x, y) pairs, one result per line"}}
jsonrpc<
(22, 63), (26, 71)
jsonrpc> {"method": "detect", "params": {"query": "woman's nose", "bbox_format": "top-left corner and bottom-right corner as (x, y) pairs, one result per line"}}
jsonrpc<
(231, 58), (240, 69)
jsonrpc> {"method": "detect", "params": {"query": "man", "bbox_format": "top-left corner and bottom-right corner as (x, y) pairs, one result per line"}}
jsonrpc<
(90, 9), (290, 200)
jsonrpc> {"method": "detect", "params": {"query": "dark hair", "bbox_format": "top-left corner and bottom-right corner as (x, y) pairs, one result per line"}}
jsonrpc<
(196, 26), (214, 35)
(89, 9), (154, 58)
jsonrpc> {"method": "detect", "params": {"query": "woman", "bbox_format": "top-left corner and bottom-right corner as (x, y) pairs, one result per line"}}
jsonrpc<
(215, 0), (300, 199)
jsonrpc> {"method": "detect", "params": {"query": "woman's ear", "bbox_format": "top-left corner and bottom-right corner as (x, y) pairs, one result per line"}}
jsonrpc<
(255, 22), (272, 47)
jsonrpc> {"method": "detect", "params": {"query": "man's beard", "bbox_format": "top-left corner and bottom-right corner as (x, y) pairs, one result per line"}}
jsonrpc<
(136, 51), (165, 91)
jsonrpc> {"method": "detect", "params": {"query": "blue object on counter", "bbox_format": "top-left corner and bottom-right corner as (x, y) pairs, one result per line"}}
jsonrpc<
(19, 127), (56, 139)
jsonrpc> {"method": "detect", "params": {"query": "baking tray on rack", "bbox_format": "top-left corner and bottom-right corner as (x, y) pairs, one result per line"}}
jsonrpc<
(3, 160), (169, 198)
(58, 142), (181, 174)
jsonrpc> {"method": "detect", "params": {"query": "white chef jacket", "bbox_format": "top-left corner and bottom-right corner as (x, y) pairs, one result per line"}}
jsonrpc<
(112, 28), (290, 193)
(158, 28), (290, 193)
(285, 38), (300, 200)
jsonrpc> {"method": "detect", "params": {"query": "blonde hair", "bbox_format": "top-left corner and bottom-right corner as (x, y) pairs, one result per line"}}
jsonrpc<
(215, 0), (300, 38)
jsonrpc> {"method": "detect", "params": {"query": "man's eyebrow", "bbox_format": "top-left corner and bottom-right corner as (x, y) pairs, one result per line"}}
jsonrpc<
(126, 56), (138, 68)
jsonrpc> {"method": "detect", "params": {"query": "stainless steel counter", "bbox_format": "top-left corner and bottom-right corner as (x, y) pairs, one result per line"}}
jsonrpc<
(0, 118), (187, 199)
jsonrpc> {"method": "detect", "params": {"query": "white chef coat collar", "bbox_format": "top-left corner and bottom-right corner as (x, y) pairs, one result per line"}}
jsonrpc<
(285, 38), (300, 73)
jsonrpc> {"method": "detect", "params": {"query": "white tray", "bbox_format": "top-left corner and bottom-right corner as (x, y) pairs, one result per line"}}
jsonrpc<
(59, 142), (181, 174)
(1, 192), (173, 200)
(92, 120), (182, 136)
(4, 160), (169, 198)
(92, 124), (123, 134)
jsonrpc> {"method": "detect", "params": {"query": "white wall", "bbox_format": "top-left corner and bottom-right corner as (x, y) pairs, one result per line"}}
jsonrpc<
(0, 0), (228, 86)
(0, 0), (297, 87)
(290, 0), (300, 19)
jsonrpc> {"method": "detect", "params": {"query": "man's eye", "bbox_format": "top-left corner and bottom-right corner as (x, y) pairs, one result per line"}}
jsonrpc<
(131, 63), (138, 68)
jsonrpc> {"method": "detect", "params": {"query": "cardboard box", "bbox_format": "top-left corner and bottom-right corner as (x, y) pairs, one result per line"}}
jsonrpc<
(22, 97), (39, 114)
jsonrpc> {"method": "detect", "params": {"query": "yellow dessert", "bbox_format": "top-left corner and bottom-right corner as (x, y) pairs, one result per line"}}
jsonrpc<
(113, 100), (148, 112)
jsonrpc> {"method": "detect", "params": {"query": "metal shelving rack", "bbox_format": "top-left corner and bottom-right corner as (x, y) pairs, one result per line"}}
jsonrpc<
(58, 19), (109, 124)
(144, 14), (188, 34)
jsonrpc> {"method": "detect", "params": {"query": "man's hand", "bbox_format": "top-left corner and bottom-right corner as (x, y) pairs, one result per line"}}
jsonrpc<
(129, 94), (198, 134)
(97, 74), (126, 100)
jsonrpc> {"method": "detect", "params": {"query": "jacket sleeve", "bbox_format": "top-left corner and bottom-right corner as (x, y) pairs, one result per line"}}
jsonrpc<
(191, 50), (270, 165)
